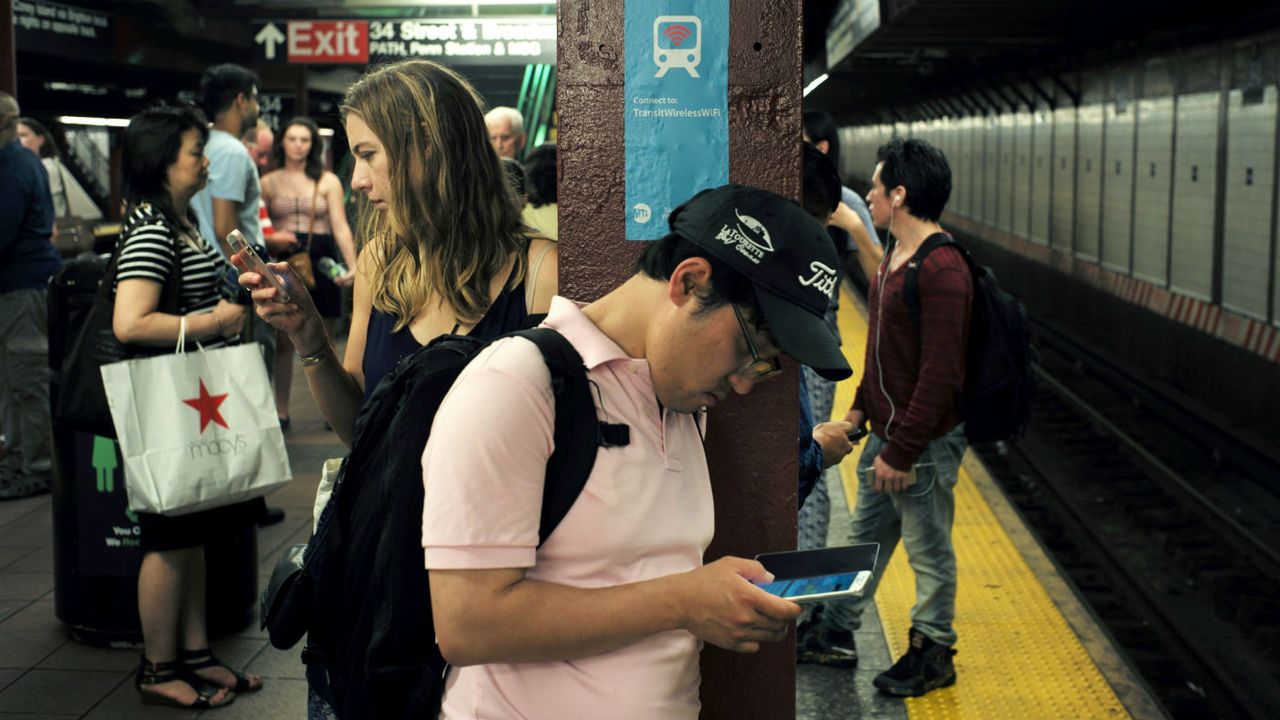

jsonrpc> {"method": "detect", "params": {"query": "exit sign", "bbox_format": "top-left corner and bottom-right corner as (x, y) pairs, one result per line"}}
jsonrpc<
(255, 20), (369, 64)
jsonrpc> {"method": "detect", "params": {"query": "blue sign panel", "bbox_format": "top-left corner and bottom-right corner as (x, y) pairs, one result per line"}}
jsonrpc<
(625, 0), (730, 240)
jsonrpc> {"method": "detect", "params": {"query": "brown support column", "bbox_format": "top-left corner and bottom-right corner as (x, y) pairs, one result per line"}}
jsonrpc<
(558, 3), (802, 719)
(1, 0), (16, 96)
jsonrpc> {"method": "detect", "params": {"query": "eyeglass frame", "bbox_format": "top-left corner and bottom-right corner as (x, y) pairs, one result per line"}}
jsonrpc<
(731, 303), (783, 381)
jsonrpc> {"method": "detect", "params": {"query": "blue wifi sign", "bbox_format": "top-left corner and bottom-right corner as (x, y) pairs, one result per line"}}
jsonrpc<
(625, 0), (729, 241)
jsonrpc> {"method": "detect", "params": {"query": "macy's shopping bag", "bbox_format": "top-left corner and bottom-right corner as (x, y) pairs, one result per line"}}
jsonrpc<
(101, 336), (291, 516)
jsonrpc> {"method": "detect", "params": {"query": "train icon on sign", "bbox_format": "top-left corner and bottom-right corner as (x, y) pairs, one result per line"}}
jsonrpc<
(653, 16), (701, 78)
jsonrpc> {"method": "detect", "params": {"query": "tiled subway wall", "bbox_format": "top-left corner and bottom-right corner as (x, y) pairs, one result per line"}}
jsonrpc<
(835, 31), (1280, 356)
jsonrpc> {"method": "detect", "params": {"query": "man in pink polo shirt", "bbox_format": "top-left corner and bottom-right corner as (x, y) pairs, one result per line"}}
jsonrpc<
(423, 185), (852, 719)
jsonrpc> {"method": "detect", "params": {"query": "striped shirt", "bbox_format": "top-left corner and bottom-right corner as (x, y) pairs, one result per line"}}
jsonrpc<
(114, 204), (237, 347)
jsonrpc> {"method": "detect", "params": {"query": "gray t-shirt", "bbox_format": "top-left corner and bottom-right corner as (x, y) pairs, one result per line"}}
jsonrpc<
(191, 128), (263, 257)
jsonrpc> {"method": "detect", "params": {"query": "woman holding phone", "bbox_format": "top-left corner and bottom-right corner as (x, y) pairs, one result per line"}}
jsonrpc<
(236, 56), (558, 720)
(238, 60), (558, 443)
(259, 116), (358, 430)
(111, 105), (262, 710)
(237, 59), (557, 447)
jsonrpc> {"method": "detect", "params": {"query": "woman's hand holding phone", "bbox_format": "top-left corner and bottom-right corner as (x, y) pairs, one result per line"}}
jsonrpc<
(230, 241), (324, 350)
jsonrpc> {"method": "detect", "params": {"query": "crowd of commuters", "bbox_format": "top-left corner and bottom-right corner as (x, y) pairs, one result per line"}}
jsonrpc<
(800, 137), (971, 697)
(1, 41), (974, 713)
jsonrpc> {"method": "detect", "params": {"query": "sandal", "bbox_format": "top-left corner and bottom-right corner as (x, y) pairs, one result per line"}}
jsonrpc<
(180, 648), (264, 693)
(136, 656), (234, 709)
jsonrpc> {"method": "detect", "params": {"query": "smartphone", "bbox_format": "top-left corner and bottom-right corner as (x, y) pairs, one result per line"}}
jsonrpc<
(228, 229), (290, 303)
(754, 570), (872, 604)
(863, 463), (932, 488)
(753, 544), (879, 604)
(847, 425), (868, 443)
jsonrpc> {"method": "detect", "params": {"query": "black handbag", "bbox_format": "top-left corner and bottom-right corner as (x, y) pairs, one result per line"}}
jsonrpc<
(261, 542), (312, 649)
(53, 238), (183, 438)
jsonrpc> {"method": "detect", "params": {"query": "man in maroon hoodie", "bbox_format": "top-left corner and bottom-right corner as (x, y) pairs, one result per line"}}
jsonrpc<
(800, 138), (972, 697)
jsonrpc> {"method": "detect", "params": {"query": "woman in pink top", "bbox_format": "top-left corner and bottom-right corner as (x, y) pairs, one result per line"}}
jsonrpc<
(260, 117), (357, 428)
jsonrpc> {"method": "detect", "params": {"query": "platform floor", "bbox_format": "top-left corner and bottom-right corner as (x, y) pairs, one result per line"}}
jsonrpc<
(799, 286), (1164, 720)
(0, 355), (333, 718)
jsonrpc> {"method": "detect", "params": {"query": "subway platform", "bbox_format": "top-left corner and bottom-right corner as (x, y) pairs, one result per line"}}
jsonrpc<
(0, 354), (334, 718)
(798, 287), (1167, 720)
(3, 291), (1166, 719)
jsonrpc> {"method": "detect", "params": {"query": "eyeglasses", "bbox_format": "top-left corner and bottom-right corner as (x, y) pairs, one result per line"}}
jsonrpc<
(731, 304), (783, 381)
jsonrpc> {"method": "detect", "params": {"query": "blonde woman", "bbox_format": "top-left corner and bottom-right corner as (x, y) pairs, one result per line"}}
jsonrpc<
(237, 56), (558, 720)
(236, 59), (557, 443)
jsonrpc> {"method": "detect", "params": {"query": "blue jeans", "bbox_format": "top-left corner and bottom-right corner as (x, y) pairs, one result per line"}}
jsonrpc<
(823, 425), (967, 646)
(798, 366), (836, 554)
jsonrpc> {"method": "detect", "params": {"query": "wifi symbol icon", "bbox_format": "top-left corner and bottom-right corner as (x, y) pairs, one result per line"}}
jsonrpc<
(663, 24), (692, 47)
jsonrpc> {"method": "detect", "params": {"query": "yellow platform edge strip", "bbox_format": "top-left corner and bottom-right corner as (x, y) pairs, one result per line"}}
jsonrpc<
(828, 286), (1130, 719)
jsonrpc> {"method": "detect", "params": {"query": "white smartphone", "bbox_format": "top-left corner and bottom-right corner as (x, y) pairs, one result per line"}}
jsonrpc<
(227, 229), (290, 303)
(754, 570), (872, 604)
(753, 544), (879, 604)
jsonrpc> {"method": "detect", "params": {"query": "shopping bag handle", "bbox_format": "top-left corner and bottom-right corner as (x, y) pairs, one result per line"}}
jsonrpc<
(173, 315), (208, 356)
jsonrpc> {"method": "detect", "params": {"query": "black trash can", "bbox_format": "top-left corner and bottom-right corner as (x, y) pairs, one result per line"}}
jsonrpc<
(48, 255), (258, 646)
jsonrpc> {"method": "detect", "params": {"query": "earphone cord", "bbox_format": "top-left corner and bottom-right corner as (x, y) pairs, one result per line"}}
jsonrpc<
(874, 205), (897, 443)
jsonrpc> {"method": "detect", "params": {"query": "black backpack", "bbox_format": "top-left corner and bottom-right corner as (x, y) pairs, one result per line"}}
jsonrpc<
(273, 328), (619, 719)
(900, 234), (1033, 445)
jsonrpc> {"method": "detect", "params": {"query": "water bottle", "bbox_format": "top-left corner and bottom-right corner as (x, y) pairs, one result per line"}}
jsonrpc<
(317, 257), (347, 280)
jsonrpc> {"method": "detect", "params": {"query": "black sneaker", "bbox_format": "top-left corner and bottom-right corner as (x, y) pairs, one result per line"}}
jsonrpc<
(873, 627), (956, 696)
(796, 621), (859, 668)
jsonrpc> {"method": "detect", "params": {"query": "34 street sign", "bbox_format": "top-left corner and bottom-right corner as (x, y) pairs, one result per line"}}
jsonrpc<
(252, 19), (554, 66)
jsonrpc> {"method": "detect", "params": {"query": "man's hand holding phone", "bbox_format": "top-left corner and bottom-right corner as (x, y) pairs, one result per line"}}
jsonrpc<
(813, 421), (855, 469)
(870, 454), (913, 494)
(673, 557), (801, 654)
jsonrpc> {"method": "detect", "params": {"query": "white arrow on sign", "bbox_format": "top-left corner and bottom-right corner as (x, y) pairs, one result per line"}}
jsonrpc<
(255, 22), (286, 60)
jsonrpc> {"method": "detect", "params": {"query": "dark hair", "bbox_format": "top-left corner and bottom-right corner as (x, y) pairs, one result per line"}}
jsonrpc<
(122, 104), (209, 230)
(802, 142), (840, 221)
(802, 109), (840, 177)
(876, 137), (951, 222)
(635, 233), (771, 333)
(501, 156), (526, 197)
(270, 116), (325, 181)
(199, 63), (259, 120)
(17, 117), (59, 160)
(524, 142), (557, 207)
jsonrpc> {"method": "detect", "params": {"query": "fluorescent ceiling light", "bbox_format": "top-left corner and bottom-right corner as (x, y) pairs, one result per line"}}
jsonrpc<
(803, 73), (829, 97)
(337, 0), (554, 5)
(319, 128), (335, 137)
(58, 116), (131, 127)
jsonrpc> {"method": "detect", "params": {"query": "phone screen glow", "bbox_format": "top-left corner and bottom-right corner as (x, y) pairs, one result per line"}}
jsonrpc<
(755, 573), (856, 599)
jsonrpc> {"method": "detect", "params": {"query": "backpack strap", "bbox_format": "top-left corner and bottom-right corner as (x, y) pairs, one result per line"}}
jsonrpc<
(512, 327), (626, 547)
(902, 233), (970, 356)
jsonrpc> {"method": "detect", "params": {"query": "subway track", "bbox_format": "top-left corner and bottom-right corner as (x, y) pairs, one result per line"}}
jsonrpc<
(974, 321), (1280, 720)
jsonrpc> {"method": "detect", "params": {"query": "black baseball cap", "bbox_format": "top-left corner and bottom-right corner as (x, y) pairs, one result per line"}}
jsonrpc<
(669, 185), (852, 381)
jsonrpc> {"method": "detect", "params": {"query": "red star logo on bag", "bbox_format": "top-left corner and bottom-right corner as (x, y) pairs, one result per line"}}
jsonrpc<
(183, 379), (229, 433)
